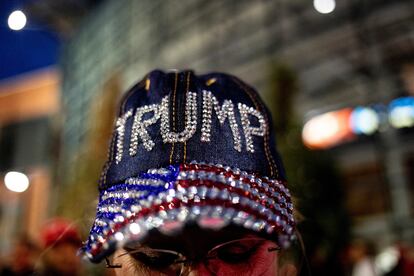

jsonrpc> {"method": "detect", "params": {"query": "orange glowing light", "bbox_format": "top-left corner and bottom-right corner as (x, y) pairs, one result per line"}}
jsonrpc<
(302, 108), (355, 149)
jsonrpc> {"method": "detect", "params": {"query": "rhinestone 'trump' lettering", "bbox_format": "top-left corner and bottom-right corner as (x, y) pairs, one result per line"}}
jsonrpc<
(115, 109), (133, 164)
(201, 90), (242, 152)
(130, 104), (160, 154)
(160, 92), (198, 143)
(238, 103), (266, 153)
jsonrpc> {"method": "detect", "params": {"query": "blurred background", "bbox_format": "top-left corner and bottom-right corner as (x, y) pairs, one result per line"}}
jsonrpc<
(1, 0), (414, 275)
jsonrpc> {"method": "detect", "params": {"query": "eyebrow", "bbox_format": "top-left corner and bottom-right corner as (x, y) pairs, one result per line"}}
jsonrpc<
(121, 224), (263, 256)
(123, 233), (265, 255)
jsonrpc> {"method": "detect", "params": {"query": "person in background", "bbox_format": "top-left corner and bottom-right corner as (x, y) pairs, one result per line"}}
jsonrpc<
(385, 242), (414, 276)
(36, 218), (83, 276)
(0, 236), (38, 276)
(81, 70), (299, 275)
(399, 243), (414, 276)
(348, 239), (378, 276)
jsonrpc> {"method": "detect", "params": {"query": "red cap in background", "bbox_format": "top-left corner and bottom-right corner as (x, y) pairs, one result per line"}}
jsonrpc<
(40, 218), (82, 249)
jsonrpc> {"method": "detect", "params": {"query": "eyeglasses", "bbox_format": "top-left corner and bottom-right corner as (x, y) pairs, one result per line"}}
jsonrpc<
(106, 237), (280, 275)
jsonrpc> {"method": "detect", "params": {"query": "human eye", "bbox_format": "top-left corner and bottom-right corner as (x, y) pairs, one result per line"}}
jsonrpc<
(216, 240), (263, 264)
(128, 248), (181, 271)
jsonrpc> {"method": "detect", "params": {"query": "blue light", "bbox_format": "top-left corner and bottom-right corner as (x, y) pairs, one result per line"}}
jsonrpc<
(350, 107), (380, 135)
(389, 97), (414, 128)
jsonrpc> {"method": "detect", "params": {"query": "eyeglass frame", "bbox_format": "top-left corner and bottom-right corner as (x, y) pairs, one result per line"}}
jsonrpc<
(105, 237), (281, 274)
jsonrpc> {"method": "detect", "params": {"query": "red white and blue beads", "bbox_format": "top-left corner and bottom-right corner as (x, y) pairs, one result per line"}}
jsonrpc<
(82, 162), (295, 262)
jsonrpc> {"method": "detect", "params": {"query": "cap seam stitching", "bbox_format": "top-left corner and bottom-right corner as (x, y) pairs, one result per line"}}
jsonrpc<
(183, 72), (191, 164)
(169, 72), (178, 164)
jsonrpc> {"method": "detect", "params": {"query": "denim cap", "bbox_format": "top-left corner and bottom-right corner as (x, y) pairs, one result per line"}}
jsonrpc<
(82, 70), (295, 263)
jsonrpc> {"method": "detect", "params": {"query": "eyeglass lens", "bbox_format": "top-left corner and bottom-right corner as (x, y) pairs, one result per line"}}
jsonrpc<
(126, 238), (278, 276)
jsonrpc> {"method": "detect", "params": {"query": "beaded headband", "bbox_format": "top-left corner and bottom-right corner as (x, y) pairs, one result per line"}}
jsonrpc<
(82, 70), (296, 263)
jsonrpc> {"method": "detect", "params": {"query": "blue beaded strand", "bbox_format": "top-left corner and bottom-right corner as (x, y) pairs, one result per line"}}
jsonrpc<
(84, 165), (182, 254)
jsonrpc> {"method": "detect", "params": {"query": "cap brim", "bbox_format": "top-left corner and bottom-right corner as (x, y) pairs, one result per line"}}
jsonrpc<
(82, 162), (295, 263)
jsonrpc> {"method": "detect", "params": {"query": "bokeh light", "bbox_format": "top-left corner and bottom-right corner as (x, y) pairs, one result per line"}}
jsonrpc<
(302, 109), (354, 149)
(303, 113), (339, 144)
(313, 0), (336, 14)
(389, 97), (414, 128)
(4, 171), (30, 193)
(375, 246), (400, 274)
(8, 10), (27, 31)
(350, 107), (380, 135)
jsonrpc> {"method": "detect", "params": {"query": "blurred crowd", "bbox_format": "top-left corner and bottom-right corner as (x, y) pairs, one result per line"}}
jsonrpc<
(0, 218), (84, 276)
(345, 239), (414, 276)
